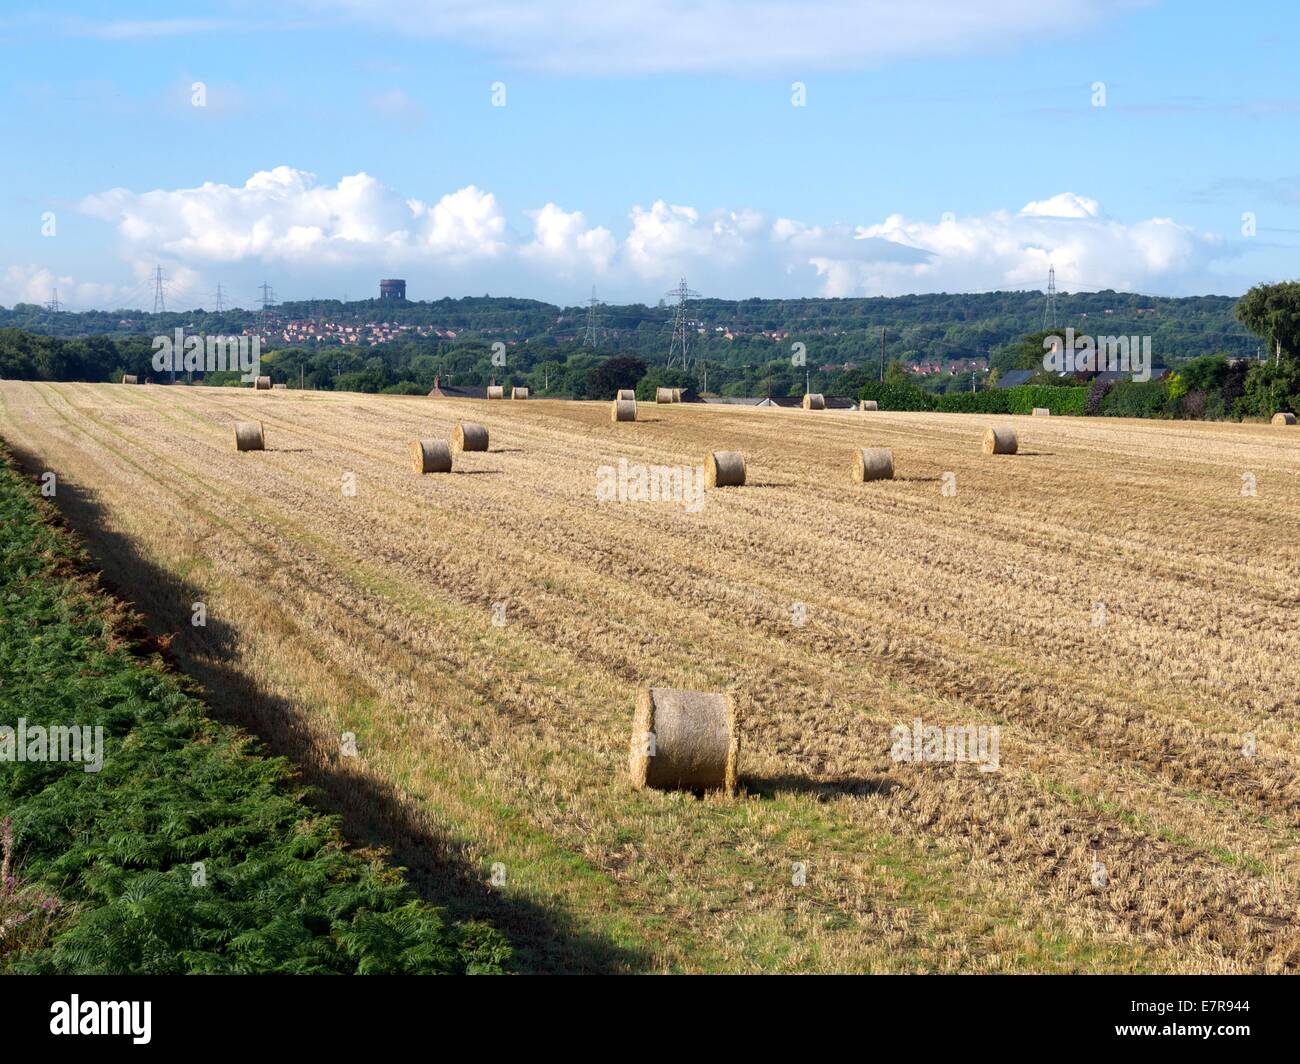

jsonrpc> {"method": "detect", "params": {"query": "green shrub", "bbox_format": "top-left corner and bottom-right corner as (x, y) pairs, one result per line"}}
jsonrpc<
(934, 390), (1011, 414)
(1003, 385), (1088, 416)
(857, 381), (936, 411)
(1100, 379), (1171, 418)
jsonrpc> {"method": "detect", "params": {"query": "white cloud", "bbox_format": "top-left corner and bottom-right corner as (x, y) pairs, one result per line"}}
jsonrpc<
(625, 202), (766, 278)
(81, 167), (504, 266)
(836, 196), (1220, 295)
(520, 204), (616, 273)
(410, 186), (509, 258)
(67, 168), (1225, 303)
(0, 265), (122, 308)
(294, 0), (1144, 74)
(1019, 193), (1101, 219)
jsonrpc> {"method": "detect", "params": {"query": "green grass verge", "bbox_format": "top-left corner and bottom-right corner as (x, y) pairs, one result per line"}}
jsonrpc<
(0, 443), (509, 974)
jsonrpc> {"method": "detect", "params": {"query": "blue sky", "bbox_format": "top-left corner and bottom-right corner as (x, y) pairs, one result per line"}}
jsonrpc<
(1, 0), (1297, 310)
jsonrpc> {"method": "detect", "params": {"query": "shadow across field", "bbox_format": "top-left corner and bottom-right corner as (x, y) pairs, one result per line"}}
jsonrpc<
(7, 441), (650, 975)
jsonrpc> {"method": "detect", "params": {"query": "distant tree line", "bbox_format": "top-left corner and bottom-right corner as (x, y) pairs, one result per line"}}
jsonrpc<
(1, 284), (1295, 419)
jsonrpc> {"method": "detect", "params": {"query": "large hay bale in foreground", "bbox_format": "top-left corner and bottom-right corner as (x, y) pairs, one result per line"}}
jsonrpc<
(254, 376), (272, 391)
(611, 398), (637, 422)
(802, 393), (825, 410)
(853, 447), (895, 482)
(233, 421), (265, 452)
(121, 374), (138, 385)
(983, 427), (1018, 455)
(1273, 412), (1297, 425)
(655, 387), (674, 404)
(453, 420), (489, 452)
(616, 389), (636, 401)
(1032, 407), (1050, 417)
(628, 687), (737, 795)
(512, 387), (529, 400)
(486, 385), (504, 400)
(706, 450), (746, 487)
(860, 400), (878, 411)
(410, 439), (453, 474)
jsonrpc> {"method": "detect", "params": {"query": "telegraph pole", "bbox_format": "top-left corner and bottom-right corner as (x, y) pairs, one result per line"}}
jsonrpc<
(879, 327), (885, 381)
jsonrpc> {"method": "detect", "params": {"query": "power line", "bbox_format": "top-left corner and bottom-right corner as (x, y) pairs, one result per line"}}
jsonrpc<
(583, 285), (602, 347)
(1042, 265), (1057, 331)
(665, 277), (701, 374)
(258, 282), (277, 313)
(46, 288), (62, 313)
(152, 265), (167, 315)
(214, 282), (225, 313)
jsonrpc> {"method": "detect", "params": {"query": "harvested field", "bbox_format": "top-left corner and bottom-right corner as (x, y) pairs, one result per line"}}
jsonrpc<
(3, 380), (1300, 974)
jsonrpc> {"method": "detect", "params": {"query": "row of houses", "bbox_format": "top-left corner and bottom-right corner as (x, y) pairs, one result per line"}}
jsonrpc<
(273, 321), (460, 346)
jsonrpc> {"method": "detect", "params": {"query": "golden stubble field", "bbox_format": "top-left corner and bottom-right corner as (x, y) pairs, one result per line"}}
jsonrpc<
(3, 379), (1299, 973)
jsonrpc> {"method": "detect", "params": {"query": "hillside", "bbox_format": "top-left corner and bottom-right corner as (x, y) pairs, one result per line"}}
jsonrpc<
(1, 289), (1258, 366)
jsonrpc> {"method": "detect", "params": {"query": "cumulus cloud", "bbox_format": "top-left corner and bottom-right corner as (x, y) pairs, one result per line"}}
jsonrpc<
(625, 203), (767, 278)
(67, 167), (1225, 303)
(0, 265), (122, 308)
(1019, 193), (1101, 219)
(81, 167), (507, 266)
(520, 204), (616, 273)
(293, 0), (1144, 75)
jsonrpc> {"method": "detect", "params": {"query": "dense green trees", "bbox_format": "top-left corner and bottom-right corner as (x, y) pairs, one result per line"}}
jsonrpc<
(1235, 282), (1300, 364)
(3, 286), (1294, 420)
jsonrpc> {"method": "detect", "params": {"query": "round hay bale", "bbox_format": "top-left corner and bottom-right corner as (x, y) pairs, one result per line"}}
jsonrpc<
(859, 400), (878, 411)
(672, 388), (683, 403)
(706, 450), (746, 487)
(254, 376), (272, 390)
(233, 421), (265, 452)
(611, 398), (637, 422)
(121, 374), (138, 385)
(271, 383), (288, 391)
(486, 385), (504, 400)
(410, 439), (452, 474)
(982, 426), (1018, 455)
(628, 687), (737, 795)
(616, 389), (636, 401)
(802, 393), (825, 410)
(853, 447), (895, 482)
(655, 387), (674, 404)
(452, 420), (489, 452)
(1272, 412), (1297, 425)
(511, 386), (529, 400)
(1032, 407), (1050, 417)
